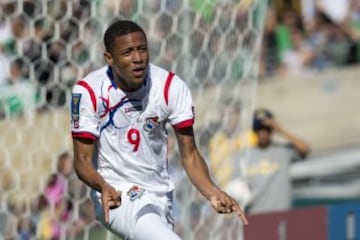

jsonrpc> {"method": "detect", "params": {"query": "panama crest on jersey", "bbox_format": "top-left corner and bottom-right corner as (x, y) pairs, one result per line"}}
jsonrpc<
(127, 185), (145, 201)
(143, 116), (160, 133)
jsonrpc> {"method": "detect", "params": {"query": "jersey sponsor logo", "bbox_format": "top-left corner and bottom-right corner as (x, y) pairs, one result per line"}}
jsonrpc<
(127, 185), (145, 201)
(71, 94), (81, 128)
(125, 105), (143, 113)
(143, 116), (160, 133)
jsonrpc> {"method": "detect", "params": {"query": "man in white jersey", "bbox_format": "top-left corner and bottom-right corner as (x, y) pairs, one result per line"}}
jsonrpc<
(71, 20), (248, 240)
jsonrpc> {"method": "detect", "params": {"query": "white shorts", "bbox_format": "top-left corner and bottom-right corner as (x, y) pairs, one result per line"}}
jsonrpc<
(91, 184), (175, 240)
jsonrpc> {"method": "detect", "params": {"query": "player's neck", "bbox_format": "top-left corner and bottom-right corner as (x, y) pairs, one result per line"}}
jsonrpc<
(114, 76), (142, 93)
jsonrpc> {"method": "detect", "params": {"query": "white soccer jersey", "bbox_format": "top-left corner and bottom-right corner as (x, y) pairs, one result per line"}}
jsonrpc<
(71, 64), (194, 193)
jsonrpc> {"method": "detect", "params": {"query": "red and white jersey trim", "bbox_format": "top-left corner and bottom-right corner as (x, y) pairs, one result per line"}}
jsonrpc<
(164, 72), (175, 106)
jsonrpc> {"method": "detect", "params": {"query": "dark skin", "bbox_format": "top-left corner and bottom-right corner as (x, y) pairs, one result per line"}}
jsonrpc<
(73, 137), (121, 223)
(73, 31), (248, 226)
(104, 31), (149, 91)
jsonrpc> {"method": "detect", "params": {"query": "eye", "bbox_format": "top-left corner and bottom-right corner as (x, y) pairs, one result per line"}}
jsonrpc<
(122, 50), (131, 56)
(139, 46), (147, 52)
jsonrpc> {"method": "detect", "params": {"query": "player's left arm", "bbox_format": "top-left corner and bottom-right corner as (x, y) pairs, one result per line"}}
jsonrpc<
(174, 126), (248, 225)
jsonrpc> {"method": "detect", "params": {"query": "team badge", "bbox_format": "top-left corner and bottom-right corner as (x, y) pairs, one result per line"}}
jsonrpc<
(127, 185), (145, 201)
(71, 94), (81, 128)
(143, 116), (160, 132)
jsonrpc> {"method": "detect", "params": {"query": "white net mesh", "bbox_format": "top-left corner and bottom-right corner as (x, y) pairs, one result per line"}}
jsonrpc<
(0, 0), (268, 239)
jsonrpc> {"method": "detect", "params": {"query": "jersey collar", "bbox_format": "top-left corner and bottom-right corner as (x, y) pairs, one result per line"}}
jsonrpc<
(106, 66), (118, 89)
(106, 66), (149, 90)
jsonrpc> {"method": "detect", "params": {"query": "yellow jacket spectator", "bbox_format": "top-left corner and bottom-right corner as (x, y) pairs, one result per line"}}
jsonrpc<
(208, 100), (257, 188)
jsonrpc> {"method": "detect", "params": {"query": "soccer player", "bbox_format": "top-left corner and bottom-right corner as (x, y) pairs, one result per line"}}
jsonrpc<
(71, 20), (248, 240)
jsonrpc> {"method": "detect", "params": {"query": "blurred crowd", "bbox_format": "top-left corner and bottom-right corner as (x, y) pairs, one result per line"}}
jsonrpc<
(0, 0), (103, 119)
(1, 0), (359, 117)
(1, 151), (99, 239)
(261, 0), (360, 78)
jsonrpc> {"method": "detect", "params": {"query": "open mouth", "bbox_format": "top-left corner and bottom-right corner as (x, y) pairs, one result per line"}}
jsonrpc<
(132, 67), (145, 77)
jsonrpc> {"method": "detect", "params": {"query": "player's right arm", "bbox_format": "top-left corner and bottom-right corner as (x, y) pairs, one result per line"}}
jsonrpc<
(71, 83), (120, 223)
(73, 137), (121, 223)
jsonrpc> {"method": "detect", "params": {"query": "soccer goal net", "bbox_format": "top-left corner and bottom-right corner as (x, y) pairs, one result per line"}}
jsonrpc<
(0, 0), (267, 239)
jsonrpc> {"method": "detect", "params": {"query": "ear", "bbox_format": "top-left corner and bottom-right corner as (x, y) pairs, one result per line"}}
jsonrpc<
(104, 52), (113, 65)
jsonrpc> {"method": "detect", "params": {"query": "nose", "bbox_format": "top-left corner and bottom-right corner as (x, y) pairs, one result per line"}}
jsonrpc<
(132, 50), (143, 63)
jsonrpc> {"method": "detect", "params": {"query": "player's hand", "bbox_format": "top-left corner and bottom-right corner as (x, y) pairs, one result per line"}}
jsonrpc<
(210, 191), (249, 225)
(101, 184), (122, 224)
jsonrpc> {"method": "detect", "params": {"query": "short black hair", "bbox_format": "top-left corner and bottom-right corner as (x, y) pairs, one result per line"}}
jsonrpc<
(104, 20), (146, 52)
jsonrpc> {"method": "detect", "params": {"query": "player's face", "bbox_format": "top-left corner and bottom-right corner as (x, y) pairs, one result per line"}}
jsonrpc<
(104, 31), (149, 91)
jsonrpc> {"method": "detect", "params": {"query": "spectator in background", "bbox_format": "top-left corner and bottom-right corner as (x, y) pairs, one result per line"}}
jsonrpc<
(32, 194), (60, 239)
(261, 3), (317, 77)
(260, 7), (280, 78)
(301, 0), (360, 67)
(273, 8), (316, 76)
(260, 0), (360, 78)
(235, 108), (310, 214)
(0, 58), (37, 118)
(44, 151), (74, 205)
(40, 151), (92, 238)
(42, 152), (75, 238)
(207, 99), (257, 189)
(281, 28), (316, 75)
(17, 216), (36, 240)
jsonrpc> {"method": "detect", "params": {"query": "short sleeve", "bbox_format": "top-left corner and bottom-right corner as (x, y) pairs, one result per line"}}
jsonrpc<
(71, 83), (99, 139)
(167, 75), (195, 129)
